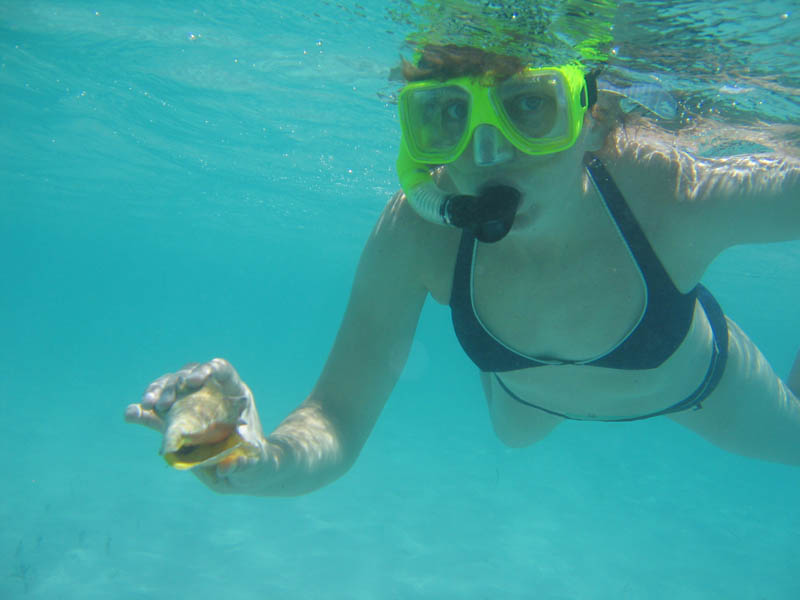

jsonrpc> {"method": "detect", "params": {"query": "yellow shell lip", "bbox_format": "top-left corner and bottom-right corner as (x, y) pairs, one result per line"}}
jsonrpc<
(163, 433), (244, 470)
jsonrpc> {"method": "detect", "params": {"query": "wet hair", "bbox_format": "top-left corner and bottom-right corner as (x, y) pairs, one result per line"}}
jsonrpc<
(401, 44), (525, 83)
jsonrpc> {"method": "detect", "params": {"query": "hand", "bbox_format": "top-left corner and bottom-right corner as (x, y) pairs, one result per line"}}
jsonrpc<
(125, 359), (270, 493)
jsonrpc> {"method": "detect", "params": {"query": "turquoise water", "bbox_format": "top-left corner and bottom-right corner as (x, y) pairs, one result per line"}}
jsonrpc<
(2, 1), (800, 598)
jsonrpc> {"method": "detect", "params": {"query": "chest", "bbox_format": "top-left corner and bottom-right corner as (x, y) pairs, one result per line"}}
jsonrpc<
(471, 223), (648, 362)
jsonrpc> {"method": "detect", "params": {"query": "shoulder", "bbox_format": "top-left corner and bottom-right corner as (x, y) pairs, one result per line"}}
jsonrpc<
(595, 126), (709, 238)
(598, 121), (800, 248)
(599, 121), (793, 203)
(592, 126), (728, 287)
(597, 123), (703, 205)
(366, 191), (461, 305)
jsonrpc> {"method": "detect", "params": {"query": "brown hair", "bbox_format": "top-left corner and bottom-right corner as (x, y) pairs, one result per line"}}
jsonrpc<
(401, 44), (525, 83)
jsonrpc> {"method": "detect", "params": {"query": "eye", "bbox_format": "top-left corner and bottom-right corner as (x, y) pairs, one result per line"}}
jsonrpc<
(443, 99), (468, 121)
(513, 94), (545, 113)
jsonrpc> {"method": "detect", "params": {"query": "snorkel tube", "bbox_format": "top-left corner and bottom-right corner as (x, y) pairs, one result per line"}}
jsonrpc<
(397, 141), (520, 244)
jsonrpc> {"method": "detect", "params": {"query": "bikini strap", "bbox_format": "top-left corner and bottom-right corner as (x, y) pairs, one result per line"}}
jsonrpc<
(583, 152), (696, 369)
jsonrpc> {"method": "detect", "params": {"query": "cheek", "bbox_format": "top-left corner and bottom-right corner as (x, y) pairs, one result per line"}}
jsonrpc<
(443, 157), (479, 189)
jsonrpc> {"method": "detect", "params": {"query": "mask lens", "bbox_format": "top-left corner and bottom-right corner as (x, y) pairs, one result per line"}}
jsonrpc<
(403, 85), (470, 159)
(495, 71), (570, 143)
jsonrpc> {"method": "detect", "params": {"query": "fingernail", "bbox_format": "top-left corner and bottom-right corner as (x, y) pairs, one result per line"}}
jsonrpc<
(141, 392), (157, 409)
(124, 405), (142, 421)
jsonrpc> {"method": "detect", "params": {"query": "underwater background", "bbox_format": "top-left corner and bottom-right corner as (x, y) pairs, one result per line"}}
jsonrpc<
(2, 1), (800, 598)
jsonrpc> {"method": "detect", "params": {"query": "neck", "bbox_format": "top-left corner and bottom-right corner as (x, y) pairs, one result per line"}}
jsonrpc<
(505, 154), (594, 243)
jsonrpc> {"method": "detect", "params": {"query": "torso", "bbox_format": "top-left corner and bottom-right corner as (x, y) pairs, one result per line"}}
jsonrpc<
(418, 146), (721, 420)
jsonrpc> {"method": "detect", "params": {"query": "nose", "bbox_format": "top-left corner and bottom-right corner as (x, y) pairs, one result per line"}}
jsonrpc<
(472, 124), (515, 167)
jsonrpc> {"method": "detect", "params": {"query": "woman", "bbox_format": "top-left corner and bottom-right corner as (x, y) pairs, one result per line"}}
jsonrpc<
(125, 45), (800, 496)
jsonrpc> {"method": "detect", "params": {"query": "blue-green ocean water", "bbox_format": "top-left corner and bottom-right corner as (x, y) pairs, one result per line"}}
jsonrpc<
(2, 1), (800, 598)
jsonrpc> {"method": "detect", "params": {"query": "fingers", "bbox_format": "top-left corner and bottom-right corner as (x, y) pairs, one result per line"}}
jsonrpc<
(131, 357), (247, 430)
(172, 359), (241, 397)
(124, 404), (165, 432)
(139, 361), (217, 416)
(207, 358), (232, 378)
(208, 358), (246, 397)
(181, 358), (245, 397)
(183, 363), (213, 388)
(141, 373), (176, 413)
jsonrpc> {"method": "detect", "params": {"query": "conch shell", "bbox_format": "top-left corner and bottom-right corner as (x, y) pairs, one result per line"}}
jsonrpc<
(160, 379), (254, 470)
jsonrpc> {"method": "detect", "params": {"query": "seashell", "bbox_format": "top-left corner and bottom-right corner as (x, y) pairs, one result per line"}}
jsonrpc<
(160, 379), (252, 470)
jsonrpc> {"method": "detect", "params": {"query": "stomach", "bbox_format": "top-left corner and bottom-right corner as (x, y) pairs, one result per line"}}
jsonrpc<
(491, 301), (716, 420)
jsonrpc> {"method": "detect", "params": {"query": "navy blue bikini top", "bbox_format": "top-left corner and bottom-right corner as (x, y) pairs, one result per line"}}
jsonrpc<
(449, 153), (698, 372)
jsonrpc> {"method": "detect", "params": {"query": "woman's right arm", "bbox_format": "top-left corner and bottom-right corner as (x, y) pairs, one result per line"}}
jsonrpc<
(126, 193), (434, 496)
(247, 192), (432, 496)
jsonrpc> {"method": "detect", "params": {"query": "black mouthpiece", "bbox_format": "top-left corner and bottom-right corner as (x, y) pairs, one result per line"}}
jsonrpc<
(444, 185), (521, 243)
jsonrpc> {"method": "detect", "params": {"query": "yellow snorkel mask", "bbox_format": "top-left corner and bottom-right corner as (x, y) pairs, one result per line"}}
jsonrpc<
(397, 64), (594, 243)
(399, 64), (589, 163)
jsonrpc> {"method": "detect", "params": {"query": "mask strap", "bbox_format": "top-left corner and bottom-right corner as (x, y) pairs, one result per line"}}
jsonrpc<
(585, 68), (601, 109)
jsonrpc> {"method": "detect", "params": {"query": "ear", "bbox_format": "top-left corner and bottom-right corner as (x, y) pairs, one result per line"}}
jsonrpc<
(581, 112), (607, 152)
